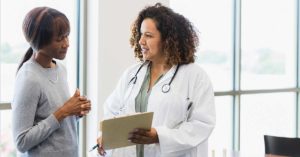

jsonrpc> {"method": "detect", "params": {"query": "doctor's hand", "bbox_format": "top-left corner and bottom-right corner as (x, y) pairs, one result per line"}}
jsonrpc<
(128, 128), (159, 144)
(97, 136), (106, 156)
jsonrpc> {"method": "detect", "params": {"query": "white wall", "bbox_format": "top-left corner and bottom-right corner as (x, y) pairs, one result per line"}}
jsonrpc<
(85, 1), (169, 156)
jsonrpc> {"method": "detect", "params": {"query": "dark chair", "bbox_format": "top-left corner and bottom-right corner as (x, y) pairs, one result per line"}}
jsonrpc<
(264, 135), (300, 157)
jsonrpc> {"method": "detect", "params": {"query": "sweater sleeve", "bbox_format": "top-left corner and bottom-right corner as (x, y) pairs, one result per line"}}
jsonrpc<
(12, 71), (60, 153)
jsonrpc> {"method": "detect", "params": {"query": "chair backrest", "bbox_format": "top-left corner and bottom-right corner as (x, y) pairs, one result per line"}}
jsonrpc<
(264, 135), (300, 156)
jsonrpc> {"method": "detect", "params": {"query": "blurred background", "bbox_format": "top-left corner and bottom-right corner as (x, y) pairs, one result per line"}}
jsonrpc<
(0, 0), (298, 156)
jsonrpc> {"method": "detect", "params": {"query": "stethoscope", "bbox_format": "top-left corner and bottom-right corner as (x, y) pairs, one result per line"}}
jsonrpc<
(128, 62), (181, 93)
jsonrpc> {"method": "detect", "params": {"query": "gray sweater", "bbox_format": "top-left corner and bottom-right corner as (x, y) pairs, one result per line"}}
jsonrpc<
(12, 58), (78, 157)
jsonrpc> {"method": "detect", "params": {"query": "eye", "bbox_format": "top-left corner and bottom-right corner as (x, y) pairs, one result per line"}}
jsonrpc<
(57, 35), (68, 41)
(56, 36), (63, 41)
(141, 33), (152, 39)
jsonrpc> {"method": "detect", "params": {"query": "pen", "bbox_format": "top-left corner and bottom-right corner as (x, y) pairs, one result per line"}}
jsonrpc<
(187, 102), (193, 110)
(186, 102), (193, 120)
(174, 101), (193, 128)
(89, 144), (99, 152)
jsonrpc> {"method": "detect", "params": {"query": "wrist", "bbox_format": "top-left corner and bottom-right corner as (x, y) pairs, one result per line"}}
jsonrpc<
(54, 106), (68, 121)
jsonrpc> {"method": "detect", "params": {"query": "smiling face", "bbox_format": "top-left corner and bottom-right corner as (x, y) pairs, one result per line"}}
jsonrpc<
(139, 18), (165, 63)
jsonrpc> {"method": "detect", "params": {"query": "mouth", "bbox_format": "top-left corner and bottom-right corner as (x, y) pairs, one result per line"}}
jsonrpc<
(60, 50), (68, 54)
(141, 47), (149, 53)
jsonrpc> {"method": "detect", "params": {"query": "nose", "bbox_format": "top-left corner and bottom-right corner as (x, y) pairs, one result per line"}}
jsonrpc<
(63, 37), (69, 48)
(139, 36), (145, 46)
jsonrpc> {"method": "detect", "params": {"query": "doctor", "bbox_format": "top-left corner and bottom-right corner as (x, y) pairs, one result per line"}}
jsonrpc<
(97, 3), (215, 157)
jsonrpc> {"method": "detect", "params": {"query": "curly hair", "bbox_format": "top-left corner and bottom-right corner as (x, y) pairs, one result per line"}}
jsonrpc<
(130, 3), (199, 66)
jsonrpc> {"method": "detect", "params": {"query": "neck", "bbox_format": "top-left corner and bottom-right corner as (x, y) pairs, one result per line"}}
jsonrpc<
(150, 61), (171, 74)
(33, 52), (55, 68)
(147, 61), (171, 91)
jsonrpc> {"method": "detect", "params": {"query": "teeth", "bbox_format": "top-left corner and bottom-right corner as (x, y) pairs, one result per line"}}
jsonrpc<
(141, 48), (148, 53)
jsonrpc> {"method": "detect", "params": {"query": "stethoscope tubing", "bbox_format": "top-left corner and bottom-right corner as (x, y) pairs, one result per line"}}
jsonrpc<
(129, 62), (180, 93)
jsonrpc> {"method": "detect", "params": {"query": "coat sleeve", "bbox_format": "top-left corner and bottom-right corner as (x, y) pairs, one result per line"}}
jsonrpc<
(155, 69), (216, 155)
(103, 67), (132, 119)
(12, 71), (60, 153)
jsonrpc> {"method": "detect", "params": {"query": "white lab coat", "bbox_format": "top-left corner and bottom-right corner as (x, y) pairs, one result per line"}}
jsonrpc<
(103, 62), (216, 157)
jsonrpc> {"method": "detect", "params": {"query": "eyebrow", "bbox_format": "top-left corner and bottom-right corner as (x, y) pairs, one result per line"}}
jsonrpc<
(142, 31), (154, 35)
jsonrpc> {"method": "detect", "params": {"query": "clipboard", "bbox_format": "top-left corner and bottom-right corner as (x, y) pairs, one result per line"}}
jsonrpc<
(100, 112), (154, 150)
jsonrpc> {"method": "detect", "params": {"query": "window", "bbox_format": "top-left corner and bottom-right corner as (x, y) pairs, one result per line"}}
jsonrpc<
(0, 1), (78, 156)
(170, 0), (298, 156)
(241, 0), (296, 90)
(170, 0), (233, 92)
(240, 93), (296, 156)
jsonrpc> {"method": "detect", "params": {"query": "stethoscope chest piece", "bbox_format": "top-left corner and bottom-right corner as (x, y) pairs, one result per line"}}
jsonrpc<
(129, 63), (181, 93)
(162, 84), (171, 93)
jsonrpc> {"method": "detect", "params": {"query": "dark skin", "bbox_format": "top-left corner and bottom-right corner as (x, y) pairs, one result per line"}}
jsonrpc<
(128, 128), (159, 144)
(97, 128), (159, 156)
(54, 89), (91, 121)
(34, 34), (91, 121)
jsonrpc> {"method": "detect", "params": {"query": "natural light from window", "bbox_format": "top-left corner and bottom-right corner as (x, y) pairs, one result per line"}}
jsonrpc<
(170, 0), (297, 157)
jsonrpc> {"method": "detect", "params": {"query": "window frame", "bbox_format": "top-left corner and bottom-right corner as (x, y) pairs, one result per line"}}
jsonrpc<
(213, 0), (300, 151)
